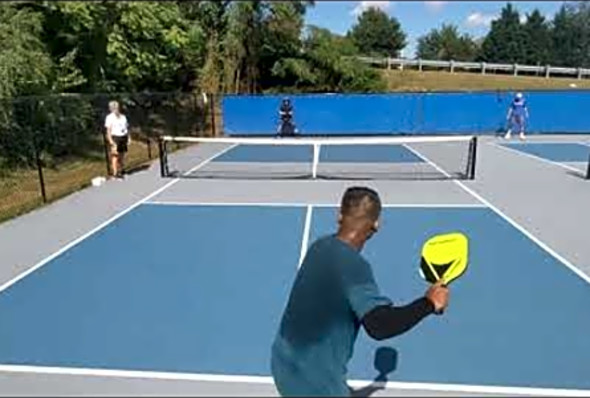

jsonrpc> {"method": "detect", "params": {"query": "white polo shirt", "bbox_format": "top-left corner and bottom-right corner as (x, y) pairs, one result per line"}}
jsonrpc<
(105, 112), (128, 137)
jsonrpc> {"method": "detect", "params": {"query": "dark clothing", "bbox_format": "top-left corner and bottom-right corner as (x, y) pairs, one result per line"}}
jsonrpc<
(271, 235), (433, 396)
(112, 135), (128, 154)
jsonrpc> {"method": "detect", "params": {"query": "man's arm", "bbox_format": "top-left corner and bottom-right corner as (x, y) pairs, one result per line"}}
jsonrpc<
(340, 256), (438, 342)
(361, 298), (434, 341)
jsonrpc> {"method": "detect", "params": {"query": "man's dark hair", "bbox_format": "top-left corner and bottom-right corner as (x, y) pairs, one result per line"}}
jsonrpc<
(340, 187), (382, 221)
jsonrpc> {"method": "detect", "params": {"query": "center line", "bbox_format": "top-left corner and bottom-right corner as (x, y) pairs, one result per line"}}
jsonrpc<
(298, 205), (313, 268)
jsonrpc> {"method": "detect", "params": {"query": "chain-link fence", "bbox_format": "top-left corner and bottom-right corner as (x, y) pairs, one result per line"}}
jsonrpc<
(0, 91), (213, 222)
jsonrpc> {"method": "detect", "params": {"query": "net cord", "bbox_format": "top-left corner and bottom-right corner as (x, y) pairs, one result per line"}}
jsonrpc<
(160, 135), (475, 146)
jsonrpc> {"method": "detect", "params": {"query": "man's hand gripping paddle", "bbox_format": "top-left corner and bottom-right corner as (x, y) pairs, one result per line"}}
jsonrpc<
(419, 232), (469, 314)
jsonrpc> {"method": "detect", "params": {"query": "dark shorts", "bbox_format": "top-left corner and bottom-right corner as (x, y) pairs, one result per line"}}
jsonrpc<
(112, 135), (129, 154)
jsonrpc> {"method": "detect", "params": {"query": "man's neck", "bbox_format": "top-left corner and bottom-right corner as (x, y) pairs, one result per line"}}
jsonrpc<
(336, 230), (364, 251)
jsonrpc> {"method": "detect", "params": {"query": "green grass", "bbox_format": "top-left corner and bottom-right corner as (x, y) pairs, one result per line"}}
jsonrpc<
(382, 69), (590, 92)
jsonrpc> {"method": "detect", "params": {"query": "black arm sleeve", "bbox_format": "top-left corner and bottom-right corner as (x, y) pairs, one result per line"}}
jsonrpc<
(361, 297), (434, 341)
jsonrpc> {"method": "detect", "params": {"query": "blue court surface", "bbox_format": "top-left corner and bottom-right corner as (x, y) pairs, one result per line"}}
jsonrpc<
(213, 144), (424, 163)
(501, 142), (590, 163)
(1, 202), (590, 391)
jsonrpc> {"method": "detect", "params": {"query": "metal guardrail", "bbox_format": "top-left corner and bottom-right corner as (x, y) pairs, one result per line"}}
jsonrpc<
(356, 56), (590, 79)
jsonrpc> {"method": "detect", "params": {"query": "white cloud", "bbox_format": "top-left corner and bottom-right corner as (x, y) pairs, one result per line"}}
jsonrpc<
(465, 12), (496, 28)
(351, 1), (392, 17)
(424, 1), (447, 12)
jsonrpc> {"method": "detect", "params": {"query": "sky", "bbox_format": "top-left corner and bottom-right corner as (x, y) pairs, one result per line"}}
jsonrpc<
(305, 1), (565, 58)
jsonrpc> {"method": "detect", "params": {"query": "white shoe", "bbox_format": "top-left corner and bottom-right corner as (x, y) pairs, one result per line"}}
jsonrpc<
(519, 133), (525, 140)
(504, 132), (511, 139)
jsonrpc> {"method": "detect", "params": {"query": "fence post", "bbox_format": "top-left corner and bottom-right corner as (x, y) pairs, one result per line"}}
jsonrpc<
(147, 137), (152, 159)
(32, 136), (47, 203)
(418, 59), (423, 72)
(481, 62), (486, 75)
(102, 129), (112, 176)
(545, 65), (550, 79)
(578, 67), (582, 80)
(450, 60), (455, 73)
(210, 93), (217, 137)
(513, 64), (518, 76)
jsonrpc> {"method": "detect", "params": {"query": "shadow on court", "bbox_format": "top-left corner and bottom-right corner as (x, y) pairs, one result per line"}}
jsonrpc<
(351, 347), (398, 397)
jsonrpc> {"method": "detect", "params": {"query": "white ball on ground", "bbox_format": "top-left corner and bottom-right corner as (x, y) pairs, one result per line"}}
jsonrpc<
(570, 83), (577, 88)
(91, 176), (106, 187)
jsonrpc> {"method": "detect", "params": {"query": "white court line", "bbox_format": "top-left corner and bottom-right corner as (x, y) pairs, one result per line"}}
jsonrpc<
(0, 364), (588, 396)
(298, 205), (313, 268)
(403, 143), (590, 285)
(146, 201), (487, 208)
(0, 144), (238, 294)
(491, 142), (585, 175)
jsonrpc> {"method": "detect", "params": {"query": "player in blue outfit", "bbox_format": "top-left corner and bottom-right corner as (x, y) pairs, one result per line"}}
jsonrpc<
(505, 92), (529, 140)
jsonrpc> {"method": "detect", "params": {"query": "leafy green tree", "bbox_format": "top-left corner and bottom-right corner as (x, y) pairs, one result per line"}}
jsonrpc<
(416, 24), (478, 61)
(223, 1), (265, 94)
(480, 3), (526, 63)
(106, 2), (194, 91)
(348, 8), (406, 57)
(522, 9), (551, 65)
(0, 5), (53, 97)
(271, 26), (385, 93)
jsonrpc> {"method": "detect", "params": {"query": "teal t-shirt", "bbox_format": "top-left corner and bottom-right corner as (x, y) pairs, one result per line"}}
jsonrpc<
(271, 234), (392, 396)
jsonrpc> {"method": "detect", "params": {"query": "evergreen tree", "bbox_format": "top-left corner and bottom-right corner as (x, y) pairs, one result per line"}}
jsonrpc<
(480, 3), (526, 63)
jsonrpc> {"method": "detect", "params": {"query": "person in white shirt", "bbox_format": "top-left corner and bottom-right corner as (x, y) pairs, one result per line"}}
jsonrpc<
(104, 101), (130, 179)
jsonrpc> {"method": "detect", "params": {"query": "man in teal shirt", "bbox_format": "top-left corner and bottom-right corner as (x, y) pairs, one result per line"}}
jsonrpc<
(271, 187), (449, 396)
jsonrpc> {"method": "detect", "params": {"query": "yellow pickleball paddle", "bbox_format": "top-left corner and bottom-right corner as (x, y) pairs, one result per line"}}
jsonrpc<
(419, 232), (469, 286)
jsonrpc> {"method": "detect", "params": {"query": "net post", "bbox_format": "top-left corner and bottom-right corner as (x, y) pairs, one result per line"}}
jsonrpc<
(467, 136), (478, 180)
(312, 143), (320, 179)
(158, 136), (168, 177)
(586, 150), (590, 180)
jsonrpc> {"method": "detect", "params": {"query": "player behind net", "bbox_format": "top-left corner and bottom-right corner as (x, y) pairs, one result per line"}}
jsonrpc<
(504, 92), (529, 140)
(277, 97), (298, 137)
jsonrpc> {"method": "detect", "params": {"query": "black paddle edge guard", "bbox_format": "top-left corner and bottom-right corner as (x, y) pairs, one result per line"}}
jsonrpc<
(465, 136), (478, 180)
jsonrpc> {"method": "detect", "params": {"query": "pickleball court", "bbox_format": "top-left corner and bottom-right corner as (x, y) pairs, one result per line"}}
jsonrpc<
(2, 135), (590, 396)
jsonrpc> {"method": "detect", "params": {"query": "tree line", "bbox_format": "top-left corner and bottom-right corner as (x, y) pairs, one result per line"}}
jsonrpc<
(3, 1), (590, 100)
(418, 3), (590, 67)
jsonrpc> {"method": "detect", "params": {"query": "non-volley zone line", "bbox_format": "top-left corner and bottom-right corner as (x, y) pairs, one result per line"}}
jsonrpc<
(144, 201), (487, 208)
(0, 364), (588, 397)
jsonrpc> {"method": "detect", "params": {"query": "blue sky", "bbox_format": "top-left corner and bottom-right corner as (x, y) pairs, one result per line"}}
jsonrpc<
(305, 1), (564, 57)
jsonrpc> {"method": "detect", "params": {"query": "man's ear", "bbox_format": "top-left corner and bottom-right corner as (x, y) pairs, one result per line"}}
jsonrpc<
(337, 212), (343, 225)
(373, 219), (380, 231)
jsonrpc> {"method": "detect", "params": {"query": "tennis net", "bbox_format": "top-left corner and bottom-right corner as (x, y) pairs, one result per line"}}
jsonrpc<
(158, 135), (478, 181)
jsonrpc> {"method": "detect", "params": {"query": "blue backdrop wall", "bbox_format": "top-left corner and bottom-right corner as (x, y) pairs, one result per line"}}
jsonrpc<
(221, 91), (590, 136)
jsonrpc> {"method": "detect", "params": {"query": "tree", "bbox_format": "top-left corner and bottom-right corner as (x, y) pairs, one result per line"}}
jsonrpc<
(348, 8), (406, 57)
(222, 1), (265, 94)
(416, 24), (478, 61)
(480, 3), (526, 63)
(522, 9), (551, 66)
(0, 5), (53, 98)
(551, 2), (590, 68)
(270, 26), (385, 93)
(106, 2), (196, 91)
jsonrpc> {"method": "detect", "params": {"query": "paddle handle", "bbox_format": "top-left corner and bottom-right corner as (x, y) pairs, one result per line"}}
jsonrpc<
(433, 282), (447, 315)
